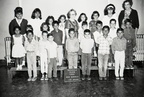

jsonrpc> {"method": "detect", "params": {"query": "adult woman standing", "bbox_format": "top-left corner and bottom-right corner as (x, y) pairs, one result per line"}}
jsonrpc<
(65, 9), (79, 39)
(118, 0), (139, 34)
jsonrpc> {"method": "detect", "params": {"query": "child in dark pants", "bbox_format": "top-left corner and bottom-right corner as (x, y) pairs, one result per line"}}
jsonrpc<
(80, 29), (94, 80)
(123, 19), (136, 68)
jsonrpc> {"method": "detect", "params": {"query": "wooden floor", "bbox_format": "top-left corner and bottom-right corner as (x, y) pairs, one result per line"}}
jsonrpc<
(0, 61), (144, 97)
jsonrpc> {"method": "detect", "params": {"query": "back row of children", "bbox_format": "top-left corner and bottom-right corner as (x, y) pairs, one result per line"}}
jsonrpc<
(9, 6), (136, 81)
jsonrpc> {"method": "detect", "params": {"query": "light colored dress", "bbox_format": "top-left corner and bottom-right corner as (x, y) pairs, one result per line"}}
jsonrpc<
(12, 35), (26, 58)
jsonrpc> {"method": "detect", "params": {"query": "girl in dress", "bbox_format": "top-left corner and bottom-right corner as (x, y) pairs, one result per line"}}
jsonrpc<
(58, 15), (66, 44)
(78, 13), (88, 29)
(12, 26), (26, 70)
(89, 11), (100, 33)
(28, 8), (43, 41)
(45, 16), (55, 33)
(102, 4), (118, 27)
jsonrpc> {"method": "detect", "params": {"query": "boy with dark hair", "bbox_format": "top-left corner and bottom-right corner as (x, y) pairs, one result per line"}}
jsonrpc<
(97, 26), (112, 80)
(80, 29), (94, 80)
(124, 19), (136, 68)
(51, 21), (63, 67)
(112, 28), (126, 80)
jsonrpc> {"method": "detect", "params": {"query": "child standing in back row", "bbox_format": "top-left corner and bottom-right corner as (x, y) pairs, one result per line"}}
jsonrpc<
(108, 19), (117, 67)
(51, 21), (63, 67)
(66, 28), (79, 69)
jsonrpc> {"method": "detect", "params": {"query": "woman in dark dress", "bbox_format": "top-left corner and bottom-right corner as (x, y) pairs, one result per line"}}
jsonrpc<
(118, 0), (139, 34)
(65, 9), (79, 39)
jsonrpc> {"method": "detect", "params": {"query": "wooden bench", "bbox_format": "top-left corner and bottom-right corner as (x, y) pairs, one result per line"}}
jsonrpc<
(79, 65), (137, 77)
(8, 66), (67, 79)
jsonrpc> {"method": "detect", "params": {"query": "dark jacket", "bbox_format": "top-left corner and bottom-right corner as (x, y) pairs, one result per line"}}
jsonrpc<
(118, 9), (139, 29)
(9, 18), (28, 36)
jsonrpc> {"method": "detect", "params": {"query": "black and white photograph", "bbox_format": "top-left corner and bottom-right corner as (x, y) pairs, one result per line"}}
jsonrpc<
(0, 0), (144, 97)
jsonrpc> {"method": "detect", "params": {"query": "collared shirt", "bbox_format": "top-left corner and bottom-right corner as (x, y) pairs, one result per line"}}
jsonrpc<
(97, 35), (112, 55)
(112, 37), (127, 53)
(109, 28), (117, 39)
(15, 17), (23, 26)
(25, 38), (38, 53)
(39, 40), (49, 55)
(80, 38), (94, 53)
(93, 30), (103, 43)
(51, 29), (63, 45)
(66, 38), (79, 53)
(47, 41), (58, 58)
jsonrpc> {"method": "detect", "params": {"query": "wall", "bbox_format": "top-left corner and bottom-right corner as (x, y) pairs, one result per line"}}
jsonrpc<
(0, 0), (19, 59)
(0, 0), (143, 59)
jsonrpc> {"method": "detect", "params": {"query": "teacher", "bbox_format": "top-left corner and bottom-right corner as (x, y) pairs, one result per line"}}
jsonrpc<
(118, 0), (139, 34)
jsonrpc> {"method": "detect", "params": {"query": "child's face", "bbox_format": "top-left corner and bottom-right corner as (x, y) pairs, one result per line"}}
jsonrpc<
(108, 9), (113, 14)
(125, 22), (131, 28)
(27, 33), (33, 40)
(110, 21), (116, 28)
(102, 28), (109, 36)
(60, 17), (65, 23)
(69, 31), (75, 38)
(96, 24), (102, 30)
(48, 36), (54, 42)
(124, 2), (131, 10)
(49, 19), (53, 25)
(15, 28), (20, 35)
(70, 11), (76, 20)
(16, 13), (23, 19)
(81, 15), (86, 22)
(84, 32), (91, 39)
(42, 33), (48, 40)
(53, 24), (59, 30)
(43, 25), (48, 31)
(93, 13), (99, 20)
(117, 31), (124, 39)
(35, 12), (40, 19)
(82, 24), (88, 30)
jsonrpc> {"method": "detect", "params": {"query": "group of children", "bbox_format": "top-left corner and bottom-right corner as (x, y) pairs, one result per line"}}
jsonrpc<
(9, 5), (136, 81)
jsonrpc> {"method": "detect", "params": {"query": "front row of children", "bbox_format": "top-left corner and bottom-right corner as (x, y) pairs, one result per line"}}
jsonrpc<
(12, 23), (130, 81)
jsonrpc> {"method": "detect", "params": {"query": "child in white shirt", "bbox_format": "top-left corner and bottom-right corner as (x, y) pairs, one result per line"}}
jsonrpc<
(80, 29), (94, 81)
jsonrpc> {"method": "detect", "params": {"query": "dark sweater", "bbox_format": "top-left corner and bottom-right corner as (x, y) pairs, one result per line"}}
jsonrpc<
(118, 9), (139, 29)
(51, 29), (63, 45)
(9, 18), (28, 36)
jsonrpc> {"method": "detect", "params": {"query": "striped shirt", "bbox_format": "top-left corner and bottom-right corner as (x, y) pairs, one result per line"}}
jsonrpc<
(97, 35), (112, 55)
